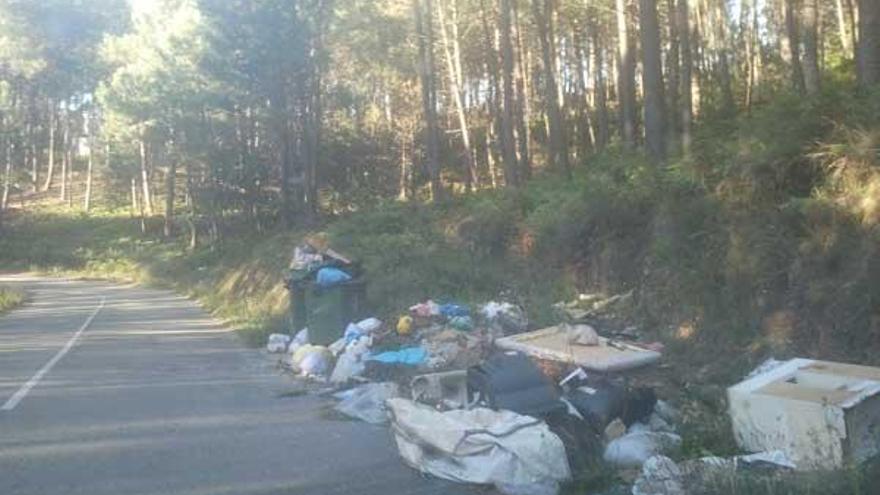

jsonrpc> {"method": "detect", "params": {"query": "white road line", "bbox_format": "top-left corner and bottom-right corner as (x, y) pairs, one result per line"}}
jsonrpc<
(1, 296), (106, 412)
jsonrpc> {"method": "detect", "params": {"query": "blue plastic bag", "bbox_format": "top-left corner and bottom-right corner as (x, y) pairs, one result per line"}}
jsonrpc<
(367, 347), (427, 366)
(316, 267), (352, 287)
(439, 303), (470, 318)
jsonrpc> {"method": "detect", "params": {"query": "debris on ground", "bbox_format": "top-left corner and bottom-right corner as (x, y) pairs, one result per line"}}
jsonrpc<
(468, 352), (563, 417)
(480, 301), (528, 336)
(603, 431), (683, 468)
(410, 370), (468, 409)
(387, 398), (571, 495)
(266, 333), (290, 353)
(729, 357), (880, 470)
(334, 382), (401, 424)
(495, 326), (661, 372)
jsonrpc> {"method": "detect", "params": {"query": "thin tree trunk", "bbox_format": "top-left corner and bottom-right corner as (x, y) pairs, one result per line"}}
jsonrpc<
(713, 0), (735, 113)
(84, 141), (94, 212)
(802, 0), (820, 94)
(678, 0), (693, 154)
(437, 0), (476, 191)
(837, 0), (855, 55)
(139, 137), (154, 216)
(857, 0), (880, 87)
(616, 0), (637, 149)
(532, 0), (569, 174)
(2, 137), (11, 210)
(41, 99), (55, 192)
(415, 0), (444, 200)
(591, 18), (610, 150)
(185, 158), (197, 249)
(498, 0), (521, 186)
(640, 0), (667, 164)
(512, 0), (532, 179)
(666, 0), (681, 149)
(164, 158), (176, 238)
(130, 176), (138, 218)
(786, 0), (807, 93)
(59, 115), (68, 201)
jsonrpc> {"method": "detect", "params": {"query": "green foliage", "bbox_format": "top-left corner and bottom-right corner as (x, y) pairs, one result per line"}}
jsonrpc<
(0, 285), (25, 314)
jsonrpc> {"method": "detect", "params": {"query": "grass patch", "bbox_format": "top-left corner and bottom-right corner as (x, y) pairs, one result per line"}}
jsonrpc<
(0, 285), (25, 314)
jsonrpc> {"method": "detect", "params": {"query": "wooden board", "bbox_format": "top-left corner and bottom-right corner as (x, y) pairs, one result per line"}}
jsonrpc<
(494, 326), (661, 372)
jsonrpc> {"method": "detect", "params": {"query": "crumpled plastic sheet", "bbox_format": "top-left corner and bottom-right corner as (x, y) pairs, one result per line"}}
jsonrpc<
(334, 382), (401, 424)
(387, 398), (571, 495)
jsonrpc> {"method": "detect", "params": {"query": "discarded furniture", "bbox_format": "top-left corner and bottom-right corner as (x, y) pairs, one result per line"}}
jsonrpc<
(728, 358), (880, 470)
(468, 352), (563, 416)
(494, 326), (661, 372)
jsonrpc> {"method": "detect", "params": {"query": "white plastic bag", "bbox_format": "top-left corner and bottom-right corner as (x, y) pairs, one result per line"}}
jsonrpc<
(267, 333), (291, 353)
(356, 317), (383, 334)
(603, 431), (682, 468)
(330, 337), (372, 384)
(334, 382), (401, 424)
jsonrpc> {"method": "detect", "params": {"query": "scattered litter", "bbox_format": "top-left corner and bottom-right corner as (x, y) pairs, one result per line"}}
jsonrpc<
(480, 301), (528, 335)
(604, 418), (627, 442)
(737, 450), (797, 470)
(448, 315), (474, 332)
(603, 431), (682, 468)
(388, 398), (571, 495)
(396, 315), (413, 335)
(291, 345), (333, 377)
(565, 323), (600, 346)
(558, 367), (588, 388)
(330, 337), (372, 384)
(355, 317), (382, 334)
(632, 456), (685, 495)
(267, 333), (291, 353)
(653, 400), (680, 425)
(438, 303), (470, 318)
(315, 267), (352, 287)
(334, 382), (401, 424)
(409, 300), (440, 318)
(367, 346), (427, 366)
(411, 370), (468, 409)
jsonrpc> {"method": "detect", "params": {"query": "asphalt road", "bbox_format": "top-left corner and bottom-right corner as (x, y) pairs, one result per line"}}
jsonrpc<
(0, 276), (483, 495)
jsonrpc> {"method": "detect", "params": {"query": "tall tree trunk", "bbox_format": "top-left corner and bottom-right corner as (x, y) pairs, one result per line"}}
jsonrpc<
(836, 0), (855, 55)
(802, 0), (821, 94)
(130, 176), (138, 218)
(512, 0), (532, 179)
(498, 0), (521, 186)
(479, 0), (503, 188)
(164, 158), (176, 238)
(437, 0), (476, 191)
(185, 159), (197, 249)
(678, 0), (694, 154)
(591, 19), (610, 150)
(84, 141), (94, 212)
(666, 0), (681, 148)
(616, 0), (637, 149)
(415, 0), (444, 200)
(532, 0), (569, 174)
(713, 0), (735, 113)
(857, 0), (880, 87)
(59, 114), (68, 201)
(2, 136), (11, 210)
(139, 137), (154, 216)
(786, 0), (807, 93)
(41, 99), (55, 192)
(640, 0), (667, 164)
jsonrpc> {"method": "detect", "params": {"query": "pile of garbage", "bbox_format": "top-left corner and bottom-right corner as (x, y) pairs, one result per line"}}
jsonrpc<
(264, 288), (682, 494)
